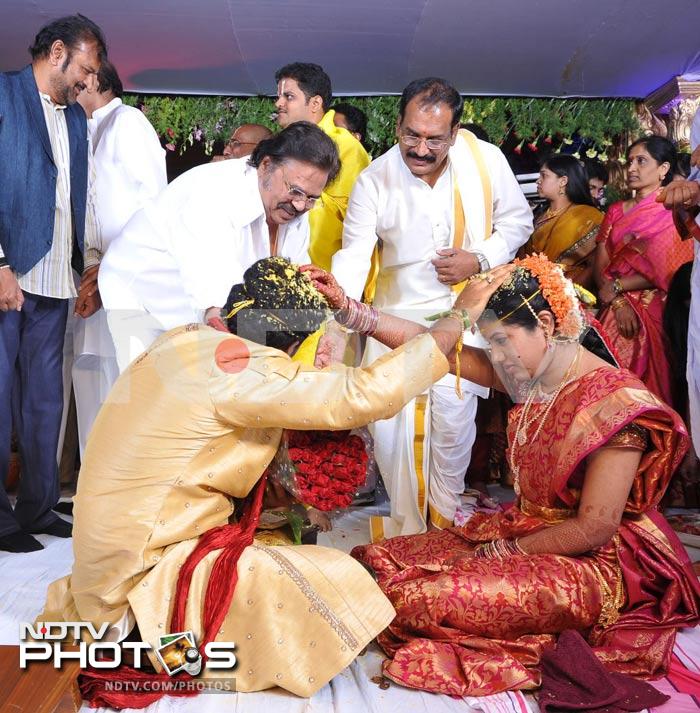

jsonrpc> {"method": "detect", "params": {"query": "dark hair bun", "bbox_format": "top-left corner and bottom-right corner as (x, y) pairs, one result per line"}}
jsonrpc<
(224, 257), (328, 351)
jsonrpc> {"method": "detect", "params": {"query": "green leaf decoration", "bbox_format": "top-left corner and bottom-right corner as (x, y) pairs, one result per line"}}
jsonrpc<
(282, 510), (305, 546)
(123, 93), (641, 158)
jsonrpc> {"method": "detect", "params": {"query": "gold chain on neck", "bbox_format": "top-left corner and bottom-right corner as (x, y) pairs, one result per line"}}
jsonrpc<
(510, 346), (582, 493)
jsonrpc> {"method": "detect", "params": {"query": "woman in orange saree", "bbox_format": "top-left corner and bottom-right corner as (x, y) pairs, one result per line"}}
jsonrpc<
(306, 255), (700, 698)
(595, 137), (693, 406)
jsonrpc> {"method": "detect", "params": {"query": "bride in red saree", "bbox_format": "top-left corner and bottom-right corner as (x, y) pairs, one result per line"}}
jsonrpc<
(595, 137), (693, 406)
(306, 254), (700, 697)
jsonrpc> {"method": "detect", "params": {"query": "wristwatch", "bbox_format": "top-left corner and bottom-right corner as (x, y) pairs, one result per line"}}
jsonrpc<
(474, 252), (490, 273)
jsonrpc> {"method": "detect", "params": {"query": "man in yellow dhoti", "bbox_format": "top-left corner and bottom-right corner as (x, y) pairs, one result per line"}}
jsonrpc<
(40, 257), (464, 701)
(330, 78), (532, 539)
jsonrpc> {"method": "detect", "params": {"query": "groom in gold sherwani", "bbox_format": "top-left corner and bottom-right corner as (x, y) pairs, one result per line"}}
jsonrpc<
(40, 257), (460, 697)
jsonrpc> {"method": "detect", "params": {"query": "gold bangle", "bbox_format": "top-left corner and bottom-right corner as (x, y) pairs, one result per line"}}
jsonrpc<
(611, 296), (626, 311)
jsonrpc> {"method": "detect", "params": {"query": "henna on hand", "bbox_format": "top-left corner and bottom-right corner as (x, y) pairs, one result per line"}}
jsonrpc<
(299, 264), (347, 309)
(519, 507), (623, 556)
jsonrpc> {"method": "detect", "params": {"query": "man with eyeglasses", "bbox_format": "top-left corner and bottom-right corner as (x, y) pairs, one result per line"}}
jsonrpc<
(98, 122), (339, 372)
(329, 77), (532, 540)
(212, 123), (273, 162)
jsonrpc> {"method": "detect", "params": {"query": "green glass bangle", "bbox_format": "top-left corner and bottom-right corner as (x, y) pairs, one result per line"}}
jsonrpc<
(425, 308), (472, 331)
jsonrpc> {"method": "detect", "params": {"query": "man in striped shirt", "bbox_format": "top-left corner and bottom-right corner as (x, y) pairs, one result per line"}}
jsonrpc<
(0, 15), (106, 552)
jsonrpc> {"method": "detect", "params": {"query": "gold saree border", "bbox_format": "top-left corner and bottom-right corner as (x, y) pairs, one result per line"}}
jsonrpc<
(519, 497), (574, 524)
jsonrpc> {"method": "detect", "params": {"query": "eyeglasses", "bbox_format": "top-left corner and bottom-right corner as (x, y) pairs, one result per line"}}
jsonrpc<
(227, 138), (256, 147)
(281, 168), (320, 208)
(399, 134), (451, 151)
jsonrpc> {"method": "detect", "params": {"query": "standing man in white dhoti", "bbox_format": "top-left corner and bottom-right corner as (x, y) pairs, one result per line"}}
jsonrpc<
(330, 78), (532, 539)
(66, 59), (166, 453)
(99, 121), (339, 372)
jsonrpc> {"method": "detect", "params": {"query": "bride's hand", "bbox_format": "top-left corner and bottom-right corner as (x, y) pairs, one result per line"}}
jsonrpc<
(299, 264), (347, 309)
(453, 264), (514, 322)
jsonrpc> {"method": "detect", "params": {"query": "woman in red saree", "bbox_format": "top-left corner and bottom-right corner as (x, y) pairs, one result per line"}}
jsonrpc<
(306, 255), (700, 698)
(595, 137), (693, 406)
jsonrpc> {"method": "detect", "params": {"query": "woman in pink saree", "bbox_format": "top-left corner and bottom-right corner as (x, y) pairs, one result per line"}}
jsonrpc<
(595, 137), (693, 405)
(306, 255), (700, 698)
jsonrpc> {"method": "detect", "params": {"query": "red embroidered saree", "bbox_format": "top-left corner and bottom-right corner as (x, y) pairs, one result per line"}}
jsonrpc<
(352, 368), (700, 696)
(597, 194), (693, 405)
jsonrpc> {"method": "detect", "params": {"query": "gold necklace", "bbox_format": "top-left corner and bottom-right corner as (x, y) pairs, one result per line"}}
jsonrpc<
(510, 347), (582, 494)
(542, 202), (570, 221)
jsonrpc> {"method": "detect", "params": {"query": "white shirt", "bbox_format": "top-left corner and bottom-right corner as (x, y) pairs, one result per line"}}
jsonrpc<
(14, 93), (99, 298)
(99, 159), (310, 330)
(332, 136), (532, 397)
(332, 139), (532, 305)
(89, 97), (166, 248)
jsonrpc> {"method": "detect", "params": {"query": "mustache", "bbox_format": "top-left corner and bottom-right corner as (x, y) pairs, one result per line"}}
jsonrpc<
(277, 201), (302, 217)
(406, 151), (436, 163)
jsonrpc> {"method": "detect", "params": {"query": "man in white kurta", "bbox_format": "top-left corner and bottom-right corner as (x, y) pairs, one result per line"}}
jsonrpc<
(332, 78), (532, 538)
(69, 60), (166, 453)
(100, 122), (336, 372)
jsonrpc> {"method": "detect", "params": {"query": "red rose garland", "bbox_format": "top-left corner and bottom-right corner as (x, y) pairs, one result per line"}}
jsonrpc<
(285, 430), (368, 511)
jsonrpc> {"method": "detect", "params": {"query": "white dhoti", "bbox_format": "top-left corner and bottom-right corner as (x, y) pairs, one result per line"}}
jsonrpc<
(428, 381), (479, 523)
(59, 303), (121, 459)
(364, 270), (488, 540)
(370, 379), (479, 541)
(72, 308), (120, 453)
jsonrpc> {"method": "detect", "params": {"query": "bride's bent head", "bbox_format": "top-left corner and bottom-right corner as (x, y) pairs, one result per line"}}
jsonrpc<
(477, 255), (588, 386)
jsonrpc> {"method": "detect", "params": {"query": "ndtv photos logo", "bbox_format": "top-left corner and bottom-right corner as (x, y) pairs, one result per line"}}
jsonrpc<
(19, 622), (237, 675)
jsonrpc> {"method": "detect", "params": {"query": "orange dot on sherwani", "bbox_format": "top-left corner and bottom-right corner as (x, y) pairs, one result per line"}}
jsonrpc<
(215, 338), (251, 374)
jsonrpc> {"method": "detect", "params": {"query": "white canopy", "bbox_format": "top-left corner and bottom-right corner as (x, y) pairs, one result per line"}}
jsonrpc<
(2, 0), (699, 97)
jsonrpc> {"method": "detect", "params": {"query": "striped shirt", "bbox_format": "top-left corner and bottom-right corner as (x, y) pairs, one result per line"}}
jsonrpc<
(9, 92), (101, 298)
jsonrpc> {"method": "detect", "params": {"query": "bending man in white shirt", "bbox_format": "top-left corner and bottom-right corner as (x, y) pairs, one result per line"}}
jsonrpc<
(70, 59), (166, 453)
(330, 77), (532, 539)
(99, 121), (339, 372)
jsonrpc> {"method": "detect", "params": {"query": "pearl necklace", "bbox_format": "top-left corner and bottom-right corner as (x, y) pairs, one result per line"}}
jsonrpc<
(510, 347), (582, 494)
